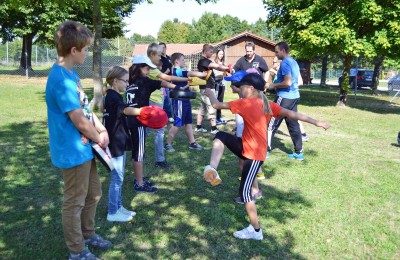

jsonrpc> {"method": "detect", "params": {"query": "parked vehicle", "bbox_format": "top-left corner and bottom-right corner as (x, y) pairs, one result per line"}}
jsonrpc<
(338, 69), (375, 89)
(387, 73), (400, 92)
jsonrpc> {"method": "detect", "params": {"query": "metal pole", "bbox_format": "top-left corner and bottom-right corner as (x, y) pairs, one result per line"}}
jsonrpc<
(117, 37), (120, 56)
(354, 57), (358, 99)
(35, 45), (38, 65)
(46, 48), (49, 63)
(25, 38), (28, 79)
(6, 41), (9, 64)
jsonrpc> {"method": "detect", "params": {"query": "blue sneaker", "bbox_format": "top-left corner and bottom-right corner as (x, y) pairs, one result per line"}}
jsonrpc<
(288, 152), (304, 161)
(398, 132), (400, 145)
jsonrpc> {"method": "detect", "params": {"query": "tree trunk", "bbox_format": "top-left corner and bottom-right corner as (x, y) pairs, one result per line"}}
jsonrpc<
(320, 55), (328, 86)
(372, 55), (384, 95)
(92, 0), (104, 112)
(337, 54), (352, 106)
(19, 34), (34, 71)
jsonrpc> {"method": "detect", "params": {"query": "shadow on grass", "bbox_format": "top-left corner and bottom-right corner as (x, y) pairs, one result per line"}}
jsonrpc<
(298, 85), (399, 115)
(0, 120), (310, 259)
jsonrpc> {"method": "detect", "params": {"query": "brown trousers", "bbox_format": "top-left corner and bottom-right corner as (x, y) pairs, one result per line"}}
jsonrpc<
(62, 159), (102, 253)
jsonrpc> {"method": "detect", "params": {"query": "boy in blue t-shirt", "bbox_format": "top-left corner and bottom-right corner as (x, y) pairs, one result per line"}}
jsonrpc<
(46, 21), (112, 259)
(164, 53), (207, 152)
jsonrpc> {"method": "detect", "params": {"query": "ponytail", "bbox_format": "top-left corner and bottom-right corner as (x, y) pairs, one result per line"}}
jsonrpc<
(258, 91), (272, 115)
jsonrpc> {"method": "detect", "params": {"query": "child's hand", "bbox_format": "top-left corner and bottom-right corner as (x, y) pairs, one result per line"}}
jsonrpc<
(98, 131), (109, 148)
(317, 121), (331, 130)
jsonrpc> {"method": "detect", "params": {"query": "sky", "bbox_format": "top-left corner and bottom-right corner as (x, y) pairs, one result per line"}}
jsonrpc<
(123, 0), (267, 38)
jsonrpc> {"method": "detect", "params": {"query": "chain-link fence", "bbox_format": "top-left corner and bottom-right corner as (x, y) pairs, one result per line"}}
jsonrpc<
(0, 38), (141, 78)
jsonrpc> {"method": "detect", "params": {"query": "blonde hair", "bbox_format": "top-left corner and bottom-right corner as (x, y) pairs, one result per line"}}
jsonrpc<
(147, 42), (162, 57)
(55, 21), (93, 57)
(258, 91), (272, 114)
(105, 66), (128, 88)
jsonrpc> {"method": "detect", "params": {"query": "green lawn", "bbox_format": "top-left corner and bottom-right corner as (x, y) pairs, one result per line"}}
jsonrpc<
(0, 75), (399, 259)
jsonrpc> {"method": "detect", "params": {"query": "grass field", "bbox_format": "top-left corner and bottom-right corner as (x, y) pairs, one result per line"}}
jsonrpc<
(0, 75), (399, 259)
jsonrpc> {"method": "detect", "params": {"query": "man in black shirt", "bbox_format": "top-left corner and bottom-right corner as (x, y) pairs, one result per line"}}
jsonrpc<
(233, 41), (268, 82)
(195, 44), (230, 134)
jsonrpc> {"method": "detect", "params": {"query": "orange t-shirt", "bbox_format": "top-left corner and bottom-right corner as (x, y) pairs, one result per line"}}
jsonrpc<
(229, 98), (282, 161)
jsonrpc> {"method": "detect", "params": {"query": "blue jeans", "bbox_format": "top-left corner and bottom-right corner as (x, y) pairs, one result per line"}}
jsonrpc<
(163, 88), (173, 118)
(108, 153), (126, 214)
(147, 101), (166, 162)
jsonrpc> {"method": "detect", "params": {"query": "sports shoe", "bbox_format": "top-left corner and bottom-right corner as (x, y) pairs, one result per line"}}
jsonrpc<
(195, 127), (207, 133)
(216, 119), (227, 125)
(134, 182), (158, 194)
(266, 151), (270, 159)
(164, 144), (175, 152)
(288, 152), (304, 161)
(84, 234), (113, 250)
(233, 224), (263, 240)
(210, 129), (219, 135)
(134, 177), (155, 187)
(107, 210), (133, 222)
(397, 131), (400, 145)
(68, 246), (98, 260)
(203, 165), (222, 186)
(155, 161), (173, 168)
(168, 117), (174, 123)
(302, 133), (309, 142)
(189, 142), (204, 150)
(119, 206), (136, 217)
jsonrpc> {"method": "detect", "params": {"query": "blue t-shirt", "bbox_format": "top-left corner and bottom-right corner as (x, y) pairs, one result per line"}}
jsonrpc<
(172, 68), (191, 101)
(46, 63), (94, 169)
(276, 56), (300, 99)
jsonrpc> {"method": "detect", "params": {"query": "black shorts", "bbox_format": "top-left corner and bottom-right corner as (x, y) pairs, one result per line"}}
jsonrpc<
(129, 125), (146, 162)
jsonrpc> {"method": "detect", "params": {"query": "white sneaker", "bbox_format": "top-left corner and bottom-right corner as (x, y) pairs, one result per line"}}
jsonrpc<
(233, 225), (263, 240)
(107, 211), (133, 222)
(203, 165), (221, 186)
(168, 117), (174, 123)
(195, 127), (207, 133)
(119, 206), (136, 217)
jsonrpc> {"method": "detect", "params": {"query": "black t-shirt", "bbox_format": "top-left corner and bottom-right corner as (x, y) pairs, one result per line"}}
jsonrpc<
(125, 76), (162, 128)
(234, 54), (268, 75)
(161, 55), (172, 75)
(102, 89), (131, 157)
(197, 56), (215, 90)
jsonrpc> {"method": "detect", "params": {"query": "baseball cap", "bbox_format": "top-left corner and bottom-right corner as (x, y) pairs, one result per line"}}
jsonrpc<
(224, 70), (247, 82)
(235, 73), (266, 91)
(131, 54), (156, 68)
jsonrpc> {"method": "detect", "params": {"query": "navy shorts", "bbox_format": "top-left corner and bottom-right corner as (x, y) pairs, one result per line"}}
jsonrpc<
(172, 99), (193, 127)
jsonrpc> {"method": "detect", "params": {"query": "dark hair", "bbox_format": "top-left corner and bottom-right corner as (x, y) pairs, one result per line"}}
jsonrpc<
(245, 41), (255, 51)
(159, 42), (166, 47)
(202, 44), (214, 54)
(170, 52), (184, 65)
(129, 63), (149, 83)
(276, 42), (290, 53)
(214, 48), (225, 64)
(55, 21), (93, 57)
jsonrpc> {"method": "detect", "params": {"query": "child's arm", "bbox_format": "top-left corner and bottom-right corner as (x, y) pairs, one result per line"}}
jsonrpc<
(204, 88), (230, 110)
(161, 80), (189, 90)
(123, 107), (141, 116)
(208, 61), (231, 72)
(188, 71), (207, 78)
(157, 71), (189, 82)
(92, 113), (109, 147)
(68, 109), (108, 148)
(279, 108), (331, 130)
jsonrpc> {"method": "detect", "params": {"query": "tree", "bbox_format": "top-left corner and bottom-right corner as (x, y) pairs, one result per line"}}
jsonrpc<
(130, 33), (156, 43)
(264, 0), (400, 105)
(158, 19), (191, 43)
(187, 12), (250, 43)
